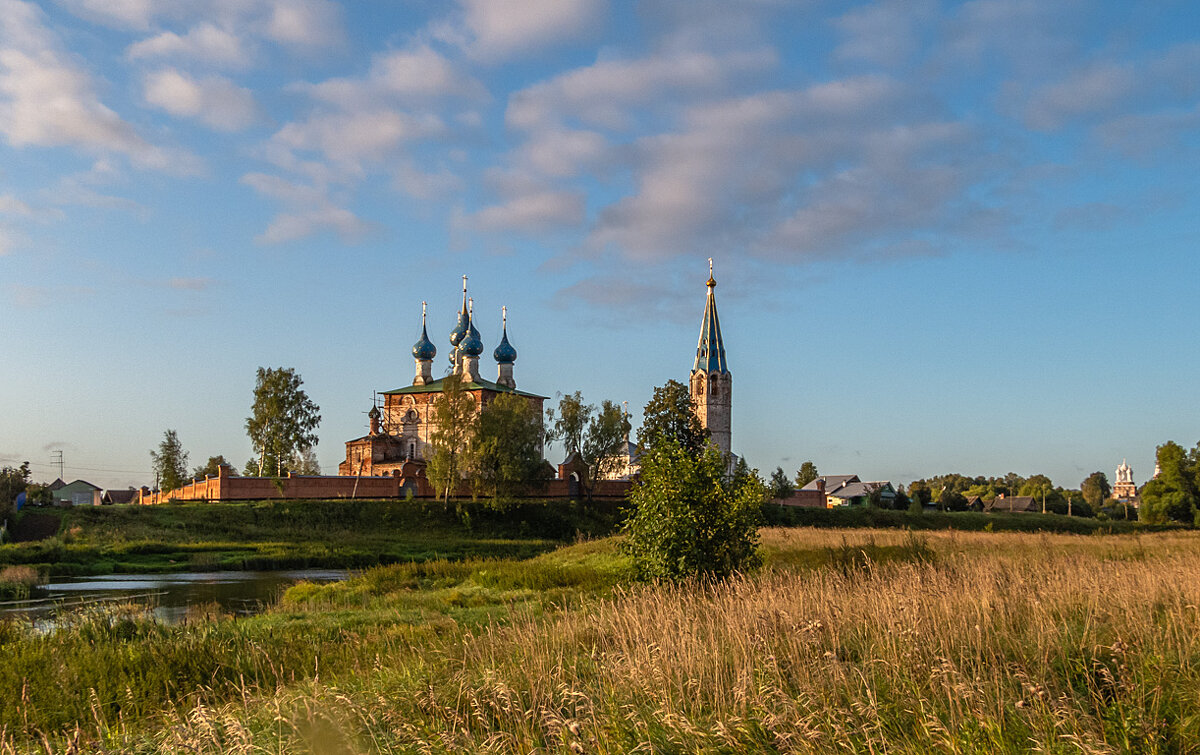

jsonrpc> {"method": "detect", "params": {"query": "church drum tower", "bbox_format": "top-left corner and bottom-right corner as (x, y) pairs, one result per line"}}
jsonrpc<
(690, 260), (732, 458)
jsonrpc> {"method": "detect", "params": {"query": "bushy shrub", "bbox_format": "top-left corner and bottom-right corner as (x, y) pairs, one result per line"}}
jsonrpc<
(622, 440), (763, 581)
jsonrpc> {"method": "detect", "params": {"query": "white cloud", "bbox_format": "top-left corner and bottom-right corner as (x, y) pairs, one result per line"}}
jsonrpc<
(271, 109), (444, 175)
(127, 23), (252, 68)
(393, 161), (462, 200)
(473, 189), (586, 233)
(258, 205), (369, 244)
(1018, 42), (1200, 131)
(0, 194), (34, 216)
(506, 47), (776, 131)
(300, 46), (487, 109)
(1094, 106), (1200, 158)
(513, 128), (610, 178)
(265, 0), (344, 48)
(143, 69), (260, 131)
(0, 0), (202, 173)
(241, 171), (324, 204)
(833, 0), (935, 67)
(55, 0), (158, 30)
(240, 172), (370, 244)
(455, 0), (606, 62)
(1021, 63), (1137, 130)
(584, 80), (983, 262)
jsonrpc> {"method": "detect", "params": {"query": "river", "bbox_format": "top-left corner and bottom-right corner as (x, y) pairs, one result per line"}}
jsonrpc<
(0, 569), (349, 624)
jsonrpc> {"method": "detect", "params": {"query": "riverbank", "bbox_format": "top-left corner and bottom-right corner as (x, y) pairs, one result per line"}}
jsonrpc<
(0, 498), (623, 576)
(3, 497), (1170, 578)
(4, 527), (1200, 753)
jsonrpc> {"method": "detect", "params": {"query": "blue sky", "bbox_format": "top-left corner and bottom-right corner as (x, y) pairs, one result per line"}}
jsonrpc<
(1, 0), (1198, 491)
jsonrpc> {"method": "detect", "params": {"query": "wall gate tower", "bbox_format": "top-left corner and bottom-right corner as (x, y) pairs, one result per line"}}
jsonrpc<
(689, 259), (732, 458)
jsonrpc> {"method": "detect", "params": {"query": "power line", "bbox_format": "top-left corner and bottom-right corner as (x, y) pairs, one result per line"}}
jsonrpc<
(0, 456), (148, 476)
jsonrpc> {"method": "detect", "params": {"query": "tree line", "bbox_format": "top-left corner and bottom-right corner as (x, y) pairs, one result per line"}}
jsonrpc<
(150, 366), (323, 494)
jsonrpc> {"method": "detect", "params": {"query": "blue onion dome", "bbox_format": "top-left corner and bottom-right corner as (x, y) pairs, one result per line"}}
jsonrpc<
(493, 307), (517, 363)
(413, 302), (437, 360)
(493, 329), (517, 364)
(459, 327), (483, 357)
(459, 298), (484, 356)
(449, 307), (469, 349)
(449, 276), (470, 348)
(412, 324), (436, 360)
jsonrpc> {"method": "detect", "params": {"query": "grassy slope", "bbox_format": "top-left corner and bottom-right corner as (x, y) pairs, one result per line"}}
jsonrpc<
(0, 498), (622, 575)
(5, 528), (1200, 753)
(1, 499), (1164, 578)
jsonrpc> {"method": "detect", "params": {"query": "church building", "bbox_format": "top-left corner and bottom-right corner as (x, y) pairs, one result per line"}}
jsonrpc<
(338, 277), (546, 480)
(690, 260), (732, 459)
(339, 265), (733, 492)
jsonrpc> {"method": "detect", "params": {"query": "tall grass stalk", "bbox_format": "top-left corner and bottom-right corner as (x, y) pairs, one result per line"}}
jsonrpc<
(6, 529), (1200, 753)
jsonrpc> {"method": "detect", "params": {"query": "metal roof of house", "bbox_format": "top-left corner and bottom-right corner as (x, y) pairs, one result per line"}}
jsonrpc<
(829, 481), (893, 499)
(800, 474), (860, 493)
(987, 495), (1041, 513)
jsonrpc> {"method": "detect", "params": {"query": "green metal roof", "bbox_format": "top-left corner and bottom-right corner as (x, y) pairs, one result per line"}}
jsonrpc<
(382, 375), (546, 400)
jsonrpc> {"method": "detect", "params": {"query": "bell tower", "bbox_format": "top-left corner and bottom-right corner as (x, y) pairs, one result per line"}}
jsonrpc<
(690, 259), (731, 458)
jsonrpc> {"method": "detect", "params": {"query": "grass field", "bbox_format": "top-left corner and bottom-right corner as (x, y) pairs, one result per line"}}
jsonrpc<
(4, 526), (1200, 753)
(0, 499), (622, 575)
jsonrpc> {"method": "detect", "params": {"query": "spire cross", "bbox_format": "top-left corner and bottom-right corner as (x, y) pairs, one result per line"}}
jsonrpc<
(462, 275), (467, 293)
(502, 305), (507, 327)
(468, 297), (474, 318)
(421, 300), (427, 324)
(709, 257), (713, 276)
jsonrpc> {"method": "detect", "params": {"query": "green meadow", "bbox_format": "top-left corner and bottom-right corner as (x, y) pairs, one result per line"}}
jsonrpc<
(4, 516), (1200, 753)
(0, 499), (621, 575)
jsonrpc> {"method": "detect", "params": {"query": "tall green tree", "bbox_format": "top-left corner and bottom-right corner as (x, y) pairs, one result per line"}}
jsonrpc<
(192, 455), (234, 480)
(769, 467), (794, 499)
(546, 391), (591, 456)
(291, 448), (322, 475)
(245, 367), (321, 477)
(473, 392), (546, 502)
(547, 393), (630, 500)
(151, 430), (189, 493)
(623, 439), (764, 581)
(637, 380), (707, 457)
(426, 373), (478, 501)
(795, 461), (819, 488)
(1080, 472), (1111, 509)
(0, 462), (31, 518)
(1140, 441), (1200, 524)
(907, 479), (932, 506)
(1019, 474), (1061, 513)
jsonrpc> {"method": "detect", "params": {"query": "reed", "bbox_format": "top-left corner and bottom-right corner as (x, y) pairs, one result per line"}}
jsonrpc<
(5, 529), (1200, 753)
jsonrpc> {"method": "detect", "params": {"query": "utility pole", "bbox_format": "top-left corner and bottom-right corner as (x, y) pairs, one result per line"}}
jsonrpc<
(51, 450), (64, 480)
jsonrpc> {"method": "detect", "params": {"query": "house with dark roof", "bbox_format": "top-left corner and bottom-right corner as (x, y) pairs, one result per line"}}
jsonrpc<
(51, 480), (101, 507)
(102, 488), (138, 505)
(827, 481), (896, 507)
(791, 474), (896, 508)
(986, 495), (1041, 513)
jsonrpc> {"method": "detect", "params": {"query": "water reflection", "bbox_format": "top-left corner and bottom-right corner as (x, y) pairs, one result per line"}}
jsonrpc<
(1, 569), (348, 624)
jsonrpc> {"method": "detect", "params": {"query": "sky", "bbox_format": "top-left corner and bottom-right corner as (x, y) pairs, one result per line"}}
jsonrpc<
(1, 0), (1199, 492)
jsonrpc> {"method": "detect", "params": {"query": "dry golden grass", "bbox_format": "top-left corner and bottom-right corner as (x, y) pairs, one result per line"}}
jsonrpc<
(10, 529), (1200, 754)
